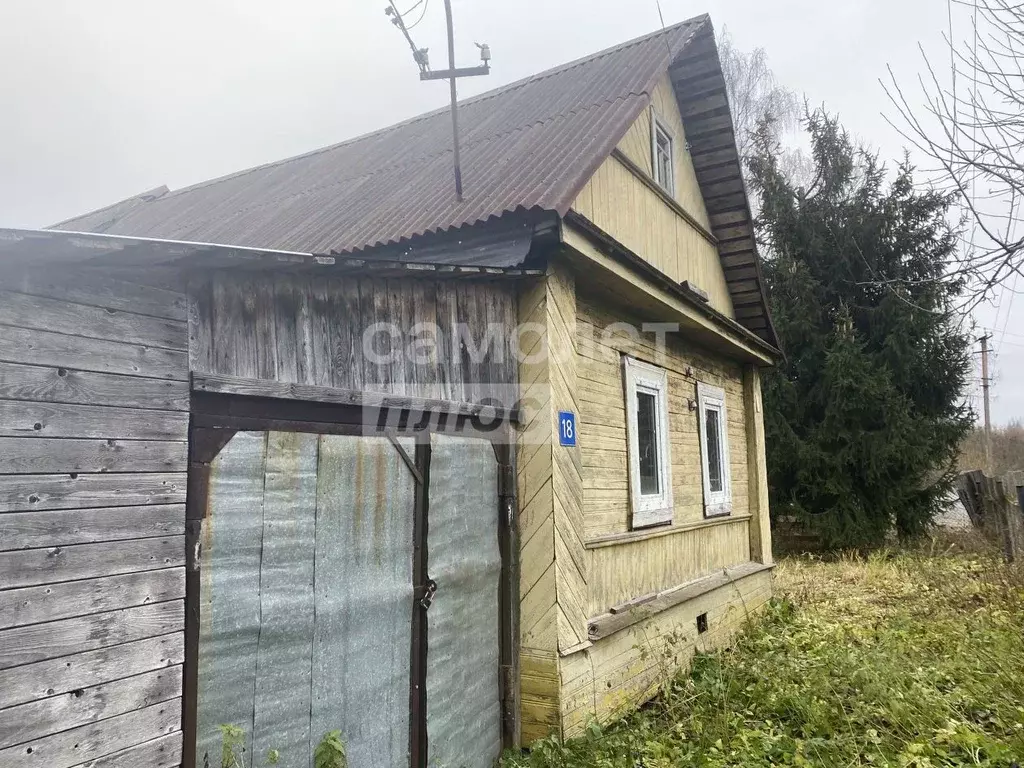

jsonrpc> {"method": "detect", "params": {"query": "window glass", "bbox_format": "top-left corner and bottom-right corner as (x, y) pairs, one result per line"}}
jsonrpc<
(636, 390), (660, 495)
(654, 122), (674, 192)
(705, 406), (723, 493)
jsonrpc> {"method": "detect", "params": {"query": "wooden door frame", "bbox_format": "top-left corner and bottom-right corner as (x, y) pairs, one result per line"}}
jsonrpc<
(182, 388), (520, 768)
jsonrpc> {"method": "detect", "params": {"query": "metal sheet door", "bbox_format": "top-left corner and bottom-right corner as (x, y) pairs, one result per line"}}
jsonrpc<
(194, 431), (416, 768)
(425, 434), (503, 768)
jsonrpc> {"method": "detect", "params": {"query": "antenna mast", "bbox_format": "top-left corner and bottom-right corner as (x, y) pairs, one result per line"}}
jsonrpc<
(387, 0), (490, 201)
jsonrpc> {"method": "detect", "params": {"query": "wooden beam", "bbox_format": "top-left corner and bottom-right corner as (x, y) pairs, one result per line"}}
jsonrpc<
(191, 372), (522, 423)
(584, 513), (752, 549)
(585, 562), (773, 641)
(744, 366), (773, 565)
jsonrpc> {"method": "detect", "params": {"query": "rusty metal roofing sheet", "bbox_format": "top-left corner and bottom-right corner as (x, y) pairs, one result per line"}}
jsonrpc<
(54, 17), (708, 255)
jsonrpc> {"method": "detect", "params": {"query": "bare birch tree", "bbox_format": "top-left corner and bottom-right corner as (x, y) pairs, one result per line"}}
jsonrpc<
(717, 29), (812, 187)
(884, 0), (1024, 306)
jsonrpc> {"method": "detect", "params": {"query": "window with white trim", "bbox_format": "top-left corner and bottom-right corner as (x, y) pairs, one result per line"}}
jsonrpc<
(697, 382), (732, 517)
(651, 112), (675, 195)
(624, 356), (673, 527)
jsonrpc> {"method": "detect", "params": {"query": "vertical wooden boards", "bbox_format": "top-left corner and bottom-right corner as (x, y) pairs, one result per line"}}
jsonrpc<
(311, 435), (414, 768)
(188, 274), (519, 408)
(570, 74), (735, 319)
(251, 432), (317, 768)
(0, 270), (190, 768)
(426, 435), (502, 768)
(196, 431), (267, 768)
(744, 366), (773, 565)
(545, 264), (589, 655)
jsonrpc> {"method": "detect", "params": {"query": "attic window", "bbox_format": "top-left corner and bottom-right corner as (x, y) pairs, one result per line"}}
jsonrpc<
(651, 112), (675, 196)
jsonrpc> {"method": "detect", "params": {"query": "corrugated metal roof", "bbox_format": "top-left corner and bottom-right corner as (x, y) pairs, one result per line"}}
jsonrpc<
(54, 17), (707, 254)
(52, 14), (779, 350)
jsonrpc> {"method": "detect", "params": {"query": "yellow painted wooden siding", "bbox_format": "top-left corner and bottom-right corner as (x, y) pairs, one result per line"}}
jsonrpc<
(516, 275), (562, 743)
(577, 294), (750, 535)
(560, 568), (773, 736)
(572, 74), (734, 317)
(616, 74), (710, 228)
(516, 262), (593, 740)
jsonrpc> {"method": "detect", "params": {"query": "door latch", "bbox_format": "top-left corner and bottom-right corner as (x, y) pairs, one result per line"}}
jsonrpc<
(419, 579), (438, 610)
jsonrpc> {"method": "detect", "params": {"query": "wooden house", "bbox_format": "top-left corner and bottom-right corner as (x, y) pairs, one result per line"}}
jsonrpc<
(0, 14), (778, 768)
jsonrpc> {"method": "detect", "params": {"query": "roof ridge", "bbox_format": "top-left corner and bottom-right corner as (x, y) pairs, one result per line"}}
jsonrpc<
(139, 15), (709, 207)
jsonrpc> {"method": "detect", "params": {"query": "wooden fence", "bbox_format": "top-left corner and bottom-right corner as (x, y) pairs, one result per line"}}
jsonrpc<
(955, 470), (1024, 562)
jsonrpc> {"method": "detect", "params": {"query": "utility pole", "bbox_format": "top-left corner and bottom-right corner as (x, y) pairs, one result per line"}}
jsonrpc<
(980, 334), (993, 473)
(418, 0), (490, 201)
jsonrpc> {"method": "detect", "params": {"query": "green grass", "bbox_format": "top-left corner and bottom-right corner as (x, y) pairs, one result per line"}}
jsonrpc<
(504, 535), (1024, 767)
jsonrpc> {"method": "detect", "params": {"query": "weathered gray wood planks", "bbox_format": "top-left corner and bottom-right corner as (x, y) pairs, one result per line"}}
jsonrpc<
(0, 290), (187, 351)
(0, 601), (185, 669)
(0, 665), (183, 749)
(0, 401), (188, 440)
(0, 325), (188, 381)
(0, 438), (186, 474)
(0, 698), (180, 768)
(190, 273), (519, 405)
(0, 362), (189, 410)
(0, 473), (186, 513)
(2, 269), (188, 321)
(66, 731), (183, 768)
(0, 568), (185, 629)
(0, 634), (184, 710)
(0, 504), (185, 551)
(0, 271), (189, 768)
(0, 536), (185, 590)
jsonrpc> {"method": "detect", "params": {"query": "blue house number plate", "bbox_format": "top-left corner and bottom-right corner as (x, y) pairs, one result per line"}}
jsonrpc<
(558, 411), (577, 447)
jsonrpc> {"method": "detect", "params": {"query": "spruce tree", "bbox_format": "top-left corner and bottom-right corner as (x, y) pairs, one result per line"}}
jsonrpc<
(747, 111), (974, 549)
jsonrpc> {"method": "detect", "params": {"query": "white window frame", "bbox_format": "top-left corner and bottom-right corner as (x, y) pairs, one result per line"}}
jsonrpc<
(697, 382), (732, 517)
(650, 109), (676, 196)
(623, 356), (674, 528)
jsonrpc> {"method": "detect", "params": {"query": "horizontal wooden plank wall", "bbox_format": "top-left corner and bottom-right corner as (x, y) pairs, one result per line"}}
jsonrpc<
(572, 73), (734, 318)
(0, 268), (189, 768)
(559, 567), (773, 736)
(189, 273), (519, 406)
(576, 292), (750, 540)
(541, 278), (773, 739)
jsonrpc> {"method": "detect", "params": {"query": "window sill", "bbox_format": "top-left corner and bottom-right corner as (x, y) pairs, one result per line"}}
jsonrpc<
(585, 513), (752, 550)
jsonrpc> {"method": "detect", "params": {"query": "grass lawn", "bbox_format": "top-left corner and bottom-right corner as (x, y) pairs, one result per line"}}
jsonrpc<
(505, 535), (1024, 767)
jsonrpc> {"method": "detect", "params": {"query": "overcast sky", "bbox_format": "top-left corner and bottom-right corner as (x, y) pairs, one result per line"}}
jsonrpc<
(0, 0), (1019, 423)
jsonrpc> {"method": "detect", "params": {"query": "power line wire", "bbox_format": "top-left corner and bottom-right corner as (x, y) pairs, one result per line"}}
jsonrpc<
(405, 0), (431, 31)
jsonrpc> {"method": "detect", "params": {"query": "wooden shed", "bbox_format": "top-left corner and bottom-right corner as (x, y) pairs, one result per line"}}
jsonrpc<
(0, 13), (779, 768)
